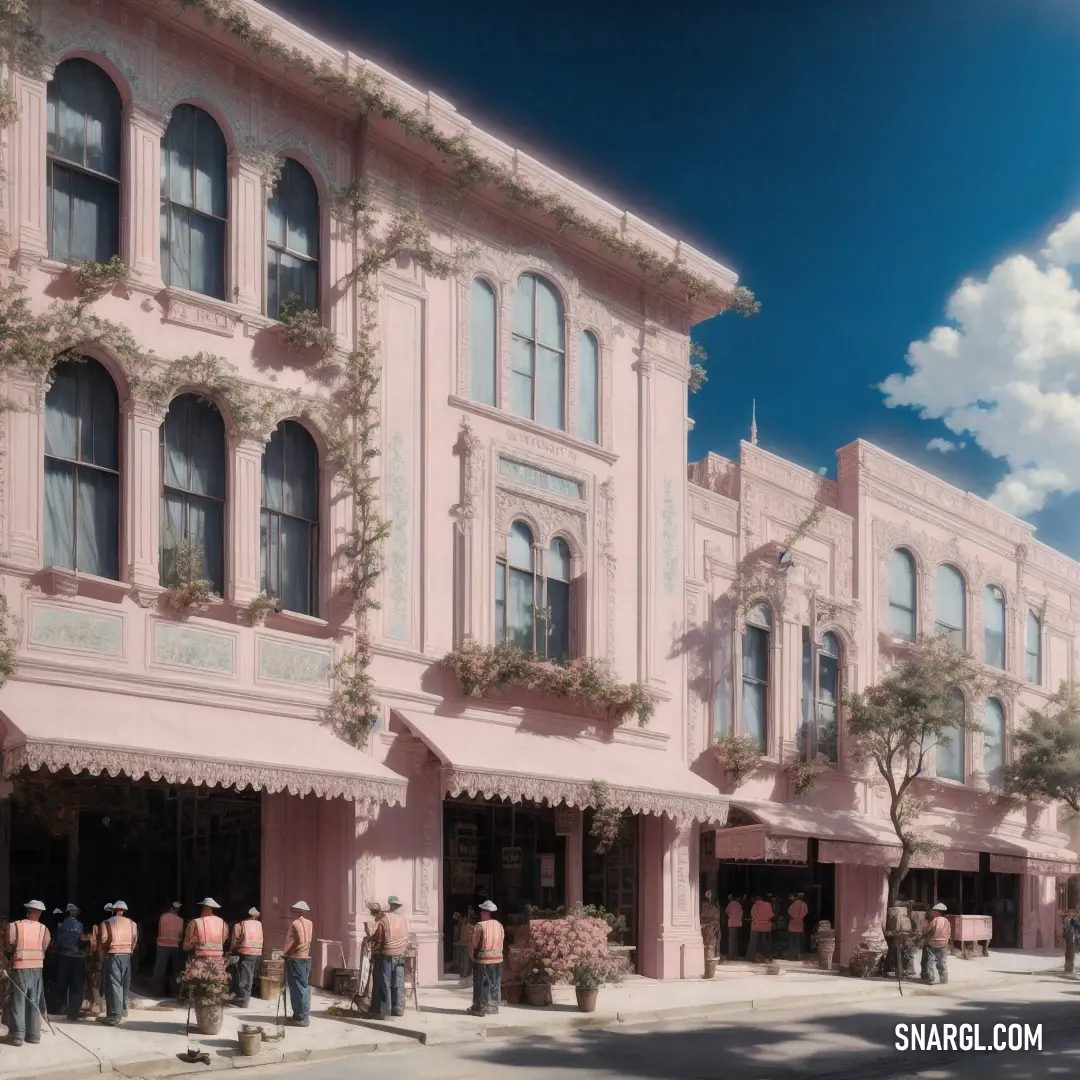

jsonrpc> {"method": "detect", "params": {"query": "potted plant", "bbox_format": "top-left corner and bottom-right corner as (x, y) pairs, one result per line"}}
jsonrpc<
(571, 961), (608, 1013)
(178, 958), (231, 1035)
(524, 963), (551, 1007)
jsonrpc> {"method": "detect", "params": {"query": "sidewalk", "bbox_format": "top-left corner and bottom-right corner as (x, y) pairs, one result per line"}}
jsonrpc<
(0, 949), (1064, 1080)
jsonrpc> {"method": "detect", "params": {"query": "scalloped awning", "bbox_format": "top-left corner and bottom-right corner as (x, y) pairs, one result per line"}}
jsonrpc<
(0, 679), (407, 818)
(393, 710), (728, 826)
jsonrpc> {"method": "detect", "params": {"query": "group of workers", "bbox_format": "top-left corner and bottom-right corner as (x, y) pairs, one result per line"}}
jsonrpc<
(1, 897), (316, 1046)
(714, 892), (811, 961)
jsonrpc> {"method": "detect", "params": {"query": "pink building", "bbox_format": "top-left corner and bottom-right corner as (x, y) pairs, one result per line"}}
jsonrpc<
(0, 0), (730, 983)
(689, 438), (1080, 965)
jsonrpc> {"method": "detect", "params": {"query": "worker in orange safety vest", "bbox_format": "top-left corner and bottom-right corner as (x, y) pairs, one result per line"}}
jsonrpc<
(364, 895), (408, 1020)
(98, 900), (138, 1026)
(467, 900), (504, 1016)
(4, 900), (50, 1046)
(230, 907), (264, 1008)
(154, 901), (184, 998)
(282, 901), (313, 1026)
(183, 898), (228, 969)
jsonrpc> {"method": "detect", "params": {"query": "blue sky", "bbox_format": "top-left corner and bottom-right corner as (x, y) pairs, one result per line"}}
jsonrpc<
(289, 0), (1080, 554)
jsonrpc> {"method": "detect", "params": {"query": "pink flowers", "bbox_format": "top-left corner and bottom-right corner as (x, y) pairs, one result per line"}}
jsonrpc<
(525, 909), (622, 985)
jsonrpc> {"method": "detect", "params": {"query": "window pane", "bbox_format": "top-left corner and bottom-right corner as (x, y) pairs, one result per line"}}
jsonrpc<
(547, 577), (570, 663)
(48, 163), (72, 262)
(185, 494), (225, 595)
(818, 704), (838, 764)
(548, 538), (571, 581)
(70, 168), (120, 263)
(1026, 614), (1041, 684)
(275, 251), (318, 314)
(535, 277), (564, 349)
(887, 549), (916, 640)
(262, 422), (285, 511)
(76, 466), (119, 579)
(984, 698), (1005, 789)
(801, 626), (812, 736)
(984, 586), (1006, 668)
(44, 459), (75, 570)
(494, 563), (506, 643)
(513, 274), (535, 338)
(45, 362), (79, 460)
(746, 603), (772, 630)
(535, 345), (565, 429)
(937, 725), (964, 782)
(193, 108), (227, 218)
(818, 653), (838, 704)
(277, 513), (312, 615)
(933, 564), (966, 646)
(510, 335), (534, 418)
(741, 681), (767, 753)
(283, 421), (318, 521)
(742, 625), (768, 681)
(82, 62), (121, 178)
(508, 566), (534, 650)
(578, 331), (598, 442)
(163, 395), (226, 498)
(187, 209), (226, 300)
(166, 105), (196, 206)
(278, 159), (318, 257)
(470, 279), (497, 406)
(507, 522), (533, 570)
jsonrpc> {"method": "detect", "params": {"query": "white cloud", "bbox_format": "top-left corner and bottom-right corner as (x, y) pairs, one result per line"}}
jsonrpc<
(926, 437), (966, 454)
(881, 217), (1080, 517)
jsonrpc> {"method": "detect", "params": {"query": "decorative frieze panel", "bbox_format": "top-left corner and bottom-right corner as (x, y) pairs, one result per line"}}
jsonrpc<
(742, 444), (838, 508)
(662, 479), (678, 596)
(256, 638), (333, 689)
(688, 487), (738, 533)
(27, 603), (124, 658)
(163, 295), (237, 338)
(152, 621), (237, 675)
(42, 10), (144, 92)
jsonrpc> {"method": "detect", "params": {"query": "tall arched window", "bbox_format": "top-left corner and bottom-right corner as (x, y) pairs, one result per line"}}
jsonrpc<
(46, 58), (122, 263)
(933, 564), (966, 648)
(545, 538), (572, 663)
(937, 687), (966, 782)
(984, 585), (1006, 668)
(887, 548), (916, 641)
(44, 357), (120, 579)
(160, 104), (227, 299)
(984, 698), (1006, 789)
(1026, 613), (1042, 685)
(511, 273), (565, 429)
(469, 278), (497, 406)
(266, 158), (319, 320)
(578, 330), (599, 443)
(160, 394), (226, 595)
(816, 632), (840, 763)
(261, 420), (319, 616)
(495, 521), (535, 651)
(741, 604), (771, 754)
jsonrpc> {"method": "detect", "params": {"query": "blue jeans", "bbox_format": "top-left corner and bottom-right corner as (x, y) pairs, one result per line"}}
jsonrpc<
(371, 956), (405, 1018)
(471, 963), (501, 1013)
(235, 955), (258, 1006)
(727, 927), (741, 959)
(746, 930), (772, 961)
(56, 955), (86, 1020)
(923, 945), (949, 984)
(787, 931), (804, 959)
(285, 957), (311, 1022)
(8, 968), (43, 1042)
(153, 946), (181, 997)
(103, 954), (131, 1021)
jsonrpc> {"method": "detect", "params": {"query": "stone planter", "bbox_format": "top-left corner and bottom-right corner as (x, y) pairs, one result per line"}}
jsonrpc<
(194, 1000), (224, 1035)
(524, 982), (550, 1006)
(575, 987), (598, 1013)
(704, 957), (718, 979)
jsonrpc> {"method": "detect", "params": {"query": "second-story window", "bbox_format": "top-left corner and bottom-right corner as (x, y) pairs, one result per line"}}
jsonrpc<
(984, 697), (1005, 789)
(887, 548), (916, 641)
(937, 687), (966, 782)
(511, 273), (565, 430)
(545, 538), (572, 663)
(46, 58), (122, 263)
(984, 585), (1006, 669)
(741, 604), (771, 754)
(800, 628), (840, 764)
(469, 278), (497, 406)
(160, 393), (226, 595)
(261, 420), (319, 616)
(933, 564), (966, 648)
(266, 158), (319, 320)
(495, 521), (535, 652)
(44, 357), (120, 580)
(578, 330), (599, 443)
(1026, 612), (1042, 685)
(160, 104), (227, 300)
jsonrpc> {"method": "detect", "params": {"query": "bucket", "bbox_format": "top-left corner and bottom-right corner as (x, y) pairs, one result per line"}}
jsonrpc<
(258, 974), (282, 1000)
(238, 1025), (262, 1057)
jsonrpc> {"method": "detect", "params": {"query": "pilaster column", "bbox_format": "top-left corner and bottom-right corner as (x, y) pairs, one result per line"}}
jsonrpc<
(230, 154), (264, 313)
(126, 104), (168, 288)
(639, 815), (702, 979)
(6, 374), (43, 570)
(327, 205), (355, 345)
(636, 357), (655, 685)
(326, 462), (354, 623)
(123, 398), (164, 593)
(565, 807), (583, 906)
(11, 65), (53, 264)
(229, 433), (266, 605)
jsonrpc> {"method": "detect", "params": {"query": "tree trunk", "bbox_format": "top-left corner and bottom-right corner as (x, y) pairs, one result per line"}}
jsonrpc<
(888, 846), (913, 907)
(1066, 935), (1076, 975)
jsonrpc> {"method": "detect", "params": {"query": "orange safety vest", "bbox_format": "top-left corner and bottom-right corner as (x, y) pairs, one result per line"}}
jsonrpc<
(191, 915), (227, 958)
(157, 911), (184, 948)
(787, 900), (809, 933)
(237, 920), (264, 957)
(376, 913), (408, 957)
(471, 919), (504, 964)
(10, 920), (47, 969)
(751, 902), (774, 932)
(284, 917), (312, 960)
(104, 916), (135, 955)
(928, 916), (952, 947)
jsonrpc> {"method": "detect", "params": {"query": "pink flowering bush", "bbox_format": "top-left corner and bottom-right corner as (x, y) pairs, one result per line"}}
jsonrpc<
(441, 641), (653, 726)
(527, 906), (623, 986)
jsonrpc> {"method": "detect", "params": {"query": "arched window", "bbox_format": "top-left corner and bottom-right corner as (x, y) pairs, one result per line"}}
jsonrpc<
(984, 585), (1006, 668)
(495, 521), (535, 651)
(1026, 613), (1042, 685)
(46, 58), (122, 263)
(933, 564), (966, 648)
(937, 687), (966, 782)
(511, 273), (565, 429)
(469, 279), (497, 406)
(160, 394), (226, 595)
(816, 633), (840, 763)
(43, 357), (120, 579)
(266, 158), (319, 320)
(261, 420), (319, 616)
(984, 698), (1006, 789)
(887, 548), (916, 641)
(160, 104), (227, 299)
(578, 330), (599, 443)
(545, 539), (572, 663)
(741, 604), (771, 754)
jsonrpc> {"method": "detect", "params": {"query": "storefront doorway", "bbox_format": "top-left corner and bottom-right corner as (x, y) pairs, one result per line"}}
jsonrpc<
(441, 795), (567, 967)
(582, 810), (639, 948)
(9, 771), (261, 972)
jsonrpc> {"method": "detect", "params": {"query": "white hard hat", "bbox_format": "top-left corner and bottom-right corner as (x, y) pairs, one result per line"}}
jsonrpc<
(479, 900), (497, 912)
(112, 901), (129, 912)
(199, 898), (221, 909)
(24, 900), (46, 912)
(291, 901), (310, 912)
(932, 902), (948, 911)
(248, 908), (260, 917)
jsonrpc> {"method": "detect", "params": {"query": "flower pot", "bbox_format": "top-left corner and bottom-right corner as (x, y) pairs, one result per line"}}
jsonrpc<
(575, 987), (598, 1013)
(238, 1026), (262, 1056)
(194, 1000), (224, 1035)
(502, 982), (523, 1005)
(524, 982), (549, 1006)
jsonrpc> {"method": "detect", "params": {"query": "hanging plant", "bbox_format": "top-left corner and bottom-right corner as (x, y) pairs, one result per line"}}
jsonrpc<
(70, 256), (129, 304)
(784, 755), (831, 798)
(247, 593), (281, 625)
(713, 733), (764, 788)
(162, 541), (215, 616)
(588, 780), (624, 855)
(276, 294), (336, 356)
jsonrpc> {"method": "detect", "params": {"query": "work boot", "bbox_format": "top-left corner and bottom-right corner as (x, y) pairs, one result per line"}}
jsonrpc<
(7, 1035), (23, 1047)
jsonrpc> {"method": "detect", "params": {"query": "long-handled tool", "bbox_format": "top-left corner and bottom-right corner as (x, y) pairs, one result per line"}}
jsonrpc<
(176, 993), (210, 1065)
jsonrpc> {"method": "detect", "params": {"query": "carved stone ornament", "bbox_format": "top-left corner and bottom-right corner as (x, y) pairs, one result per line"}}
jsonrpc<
(5, 743), (406, 818)
(442, 768), (728, 827)
(451, 416), (484, 533)
(598, 477), (617, 661)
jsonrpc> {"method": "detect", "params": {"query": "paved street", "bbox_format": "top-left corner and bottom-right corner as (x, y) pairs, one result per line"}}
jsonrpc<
(252, 976), (1079, 1080)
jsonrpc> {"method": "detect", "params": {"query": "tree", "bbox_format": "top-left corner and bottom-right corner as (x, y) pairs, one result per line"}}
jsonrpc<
(1004, 683), (1080, 814)
(845, 636), (993, 906)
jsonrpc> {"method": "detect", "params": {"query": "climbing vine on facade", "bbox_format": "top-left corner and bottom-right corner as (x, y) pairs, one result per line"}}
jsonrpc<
(587, 780), (624, 855)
